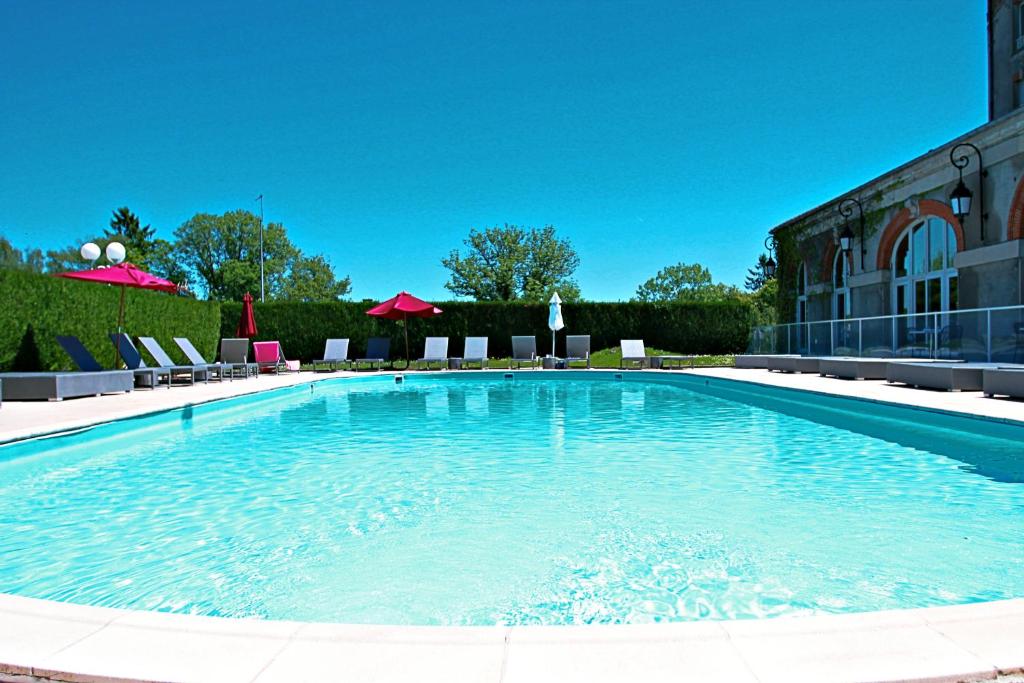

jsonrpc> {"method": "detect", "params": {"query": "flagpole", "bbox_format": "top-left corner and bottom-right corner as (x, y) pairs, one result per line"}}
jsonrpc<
(255, 194), (265, 302)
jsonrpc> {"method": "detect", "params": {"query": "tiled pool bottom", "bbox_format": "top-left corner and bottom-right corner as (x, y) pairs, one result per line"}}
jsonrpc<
(2, 369), (1023, 682)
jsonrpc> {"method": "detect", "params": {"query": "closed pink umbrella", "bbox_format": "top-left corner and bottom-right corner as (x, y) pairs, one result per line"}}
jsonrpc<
(236, 292), (258, 338)
(366, 291), (442, 369)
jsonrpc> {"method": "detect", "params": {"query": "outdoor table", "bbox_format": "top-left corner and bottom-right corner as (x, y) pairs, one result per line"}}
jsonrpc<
(542, 356), (566, 369)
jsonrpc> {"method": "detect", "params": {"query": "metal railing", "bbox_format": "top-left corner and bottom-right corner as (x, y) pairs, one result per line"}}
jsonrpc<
(747, 304), (1024, 362)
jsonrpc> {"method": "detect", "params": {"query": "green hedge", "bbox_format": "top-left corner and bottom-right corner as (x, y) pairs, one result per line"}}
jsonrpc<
(221, 299), (754, 361)
(0, 269), (222, 371)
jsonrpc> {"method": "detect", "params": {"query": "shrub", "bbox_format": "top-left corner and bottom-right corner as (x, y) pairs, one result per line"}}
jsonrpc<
(0, 269), (221, 371)
(221, 299), (755, 361)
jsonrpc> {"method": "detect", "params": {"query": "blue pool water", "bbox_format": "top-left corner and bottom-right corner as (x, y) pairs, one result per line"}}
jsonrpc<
(1, 373), (1023, 625)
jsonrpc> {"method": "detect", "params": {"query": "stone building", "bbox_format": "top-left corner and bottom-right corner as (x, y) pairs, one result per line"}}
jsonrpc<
(769, 0), (1024, 359)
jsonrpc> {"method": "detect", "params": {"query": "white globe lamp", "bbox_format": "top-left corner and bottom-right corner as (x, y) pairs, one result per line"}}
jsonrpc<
(106, 241), (126, 265)
(80, 242), (101, 263)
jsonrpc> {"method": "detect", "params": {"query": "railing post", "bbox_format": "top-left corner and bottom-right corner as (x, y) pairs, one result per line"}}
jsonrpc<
(932, 312), (939, 359)
(858, 319), (863, 357)
(986, 310), (992, 362)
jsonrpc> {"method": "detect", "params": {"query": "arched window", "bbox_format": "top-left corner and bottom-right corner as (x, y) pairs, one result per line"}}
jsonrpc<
(795, 263), (808, 323)
(833, 251), (850, 320)
(891, 217), (958, 315)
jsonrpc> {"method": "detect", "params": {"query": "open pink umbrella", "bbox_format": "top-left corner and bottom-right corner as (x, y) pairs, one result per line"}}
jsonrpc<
(366, 291), (442, 369)
(236, 292), (258, 338)
(55, 262), (181, 366)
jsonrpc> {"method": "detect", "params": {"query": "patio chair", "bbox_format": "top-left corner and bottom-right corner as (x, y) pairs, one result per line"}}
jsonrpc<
(219, 338), (259, 378)
(56, 335), (107, 373)
(253, 341), (300, 374)
(110, 333), (196, 388)
(416, 337), (449, 370)
(175, 337), (244, 380)
(460, 336), (489, 369)
(510, 336), (539, 369)
(620, 339), (648, 369)
(353, 337), (390, 371)
(139, 336), (221, 383)
(312, 338), (351, 372)
(565, 335), (591, 369)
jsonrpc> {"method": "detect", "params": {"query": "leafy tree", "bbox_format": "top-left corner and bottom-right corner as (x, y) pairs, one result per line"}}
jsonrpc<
(0, 235), (44, 272)
(635, 261), (742, 303)
(744, 253), (773, 291)
(173, 210), (350, 301)
(749, 278), (778, 326)
(442, 224), (581, 302)
(280, 254), (352, 302)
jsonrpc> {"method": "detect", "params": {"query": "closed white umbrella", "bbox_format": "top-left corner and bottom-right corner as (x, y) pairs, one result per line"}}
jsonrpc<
(548, 291), (565, 357)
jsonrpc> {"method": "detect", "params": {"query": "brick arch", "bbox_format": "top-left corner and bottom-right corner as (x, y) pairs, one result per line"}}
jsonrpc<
(1009, 174), (1024, 241)
(875, 199), (965, 270)
(820, 239), (853, 285)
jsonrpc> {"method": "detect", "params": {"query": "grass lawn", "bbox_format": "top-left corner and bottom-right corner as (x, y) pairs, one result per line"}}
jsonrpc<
(589, 347), (735, 368)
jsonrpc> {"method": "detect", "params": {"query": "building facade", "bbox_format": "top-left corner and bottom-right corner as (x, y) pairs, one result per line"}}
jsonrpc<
(771, 0), (1024, 346)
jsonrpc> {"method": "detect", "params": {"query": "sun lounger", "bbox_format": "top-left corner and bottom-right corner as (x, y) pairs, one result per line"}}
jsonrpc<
(416, 337), (449, 370)
(885, 362), (1008, 392)
(819, 357), (960, 380)
(510, 336), (539, 369)
(354, 337), (390, 371)
(253, 341), (300, 374)
(0, 369), (133, 401)
(765, 356), (822, 373)
(111, 333), (196, 388)
(175, 337), (241, 380)
(458, 337), (489, 369)
(654, 354), (695, 370)
(219, 338), (259, 378)
(983, 367), (1024, 399)
(138, 336), (220, 383)
(565, 335), (591, 369)
(620, 340), (648, 369)
(735, 354), (799, 369)
(311, 339), (351, 372)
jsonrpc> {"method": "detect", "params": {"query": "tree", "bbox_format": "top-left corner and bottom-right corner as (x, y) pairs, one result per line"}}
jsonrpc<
(0, 236), (44, 272)
(744, 253), (773, 291)
(441, 224), (581, 302)
(173, 210), (350, 301)
(634, 261), (742, 303)
(279, 254), (352, 301)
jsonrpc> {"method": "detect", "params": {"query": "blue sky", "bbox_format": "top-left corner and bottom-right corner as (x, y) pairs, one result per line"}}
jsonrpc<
(0, 1), (987, 301)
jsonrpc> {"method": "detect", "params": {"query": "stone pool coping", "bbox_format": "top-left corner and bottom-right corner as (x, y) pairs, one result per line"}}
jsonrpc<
(2, 367), (1023, 681)
(2, 592), (1022, 682)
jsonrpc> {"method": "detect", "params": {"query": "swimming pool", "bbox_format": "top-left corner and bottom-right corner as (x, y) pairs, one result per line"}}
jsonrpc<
(1, 372), (1022, 626)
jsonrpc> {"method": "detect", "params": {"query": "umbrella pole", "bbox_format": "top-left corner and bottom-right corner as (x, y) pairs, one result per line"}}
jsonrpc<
(403, 312), (411, 370)
(112, 285), (126, 369)
(551, 329), (556, 358)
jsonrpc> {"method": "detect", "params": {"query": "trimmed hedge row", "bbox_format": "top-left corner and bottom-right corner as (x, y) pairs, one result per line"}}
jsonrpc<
(0, 269), (222, 371)
(220, 299), (755, 361)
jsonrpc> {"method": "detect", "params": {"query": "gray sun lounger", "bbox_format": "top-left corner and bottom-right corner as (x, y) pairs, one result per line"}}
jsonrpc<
(510, 336), (539, 369)
(219, 338), (259, 378)
(174, 337), (241, 380)
(620, 339), (648, 369)
(983, 367), (1024, 399)
(819, 357), (961, 380)
(735, 354), (799, 369)
(764, 356), (822, 373)
(354, 337), (390, 371)
(565, 335), (591, 369)
(886, 362), (1009, 392)
(5, 338), (133, 401)
(112, 333), (196, 388)
(416, 337), (449, 370)
(139, 336), (220, 383)
(457, 337), (489, 369)
(312, 338), (351, 372)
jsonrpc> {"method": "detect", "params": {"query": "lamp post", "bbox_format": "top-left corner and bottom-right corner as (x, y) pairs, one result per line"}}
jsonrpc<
(763, 236), (777, 279)
(837, 197), (865, 270)
(949, 142), (985, 241)
(82, 241), (126, 367)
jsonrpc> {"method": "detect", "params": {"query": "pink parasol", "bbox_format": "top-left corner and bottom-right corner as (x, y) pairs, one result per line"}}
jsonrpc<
(55, 262), (182, 367)
(236, 292), (258, 338)
(366, 291), (442, 368)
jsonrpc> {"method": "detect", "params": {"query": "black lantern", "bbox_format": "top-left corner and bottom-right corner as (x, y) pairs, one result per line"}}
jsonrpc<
(837, 197), (865, 270)
(763, 236), (777, 279)
(948, 142), (985, 240)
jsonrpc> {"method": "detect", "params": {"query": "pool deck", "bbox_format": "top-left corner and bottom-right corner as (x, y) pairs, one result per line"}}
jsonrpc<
(1, 366), (1023, 683)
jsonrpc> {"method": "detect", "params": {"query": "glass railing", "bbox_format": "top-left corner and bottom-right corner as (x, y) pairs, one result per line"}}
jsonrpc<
(746, 305), (1024, 362)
